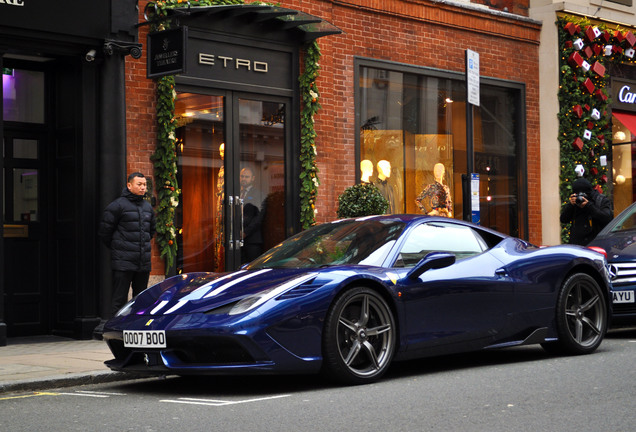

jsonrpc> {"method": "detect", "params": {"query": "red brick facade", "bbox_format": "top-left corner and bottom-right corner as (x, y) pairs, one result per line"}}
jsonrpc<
(128, 1), (541, 274)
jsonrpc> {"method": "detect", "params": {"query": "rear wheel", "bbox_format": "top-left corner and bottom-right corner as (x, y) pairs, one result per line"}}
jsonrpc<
(542, 273), (607, 355)
(322, 287), (396, 384)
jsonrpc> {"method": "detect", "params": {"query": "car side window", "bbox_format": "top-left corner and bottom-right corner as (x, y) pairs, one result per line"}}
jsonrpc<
(394, 222), (487, 267)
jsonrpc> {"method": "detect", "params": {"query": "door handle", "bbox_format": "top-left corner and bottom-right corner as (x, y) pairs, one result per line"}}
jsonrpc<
(238, 196), (244, 248)
(228, 195), (234, 250)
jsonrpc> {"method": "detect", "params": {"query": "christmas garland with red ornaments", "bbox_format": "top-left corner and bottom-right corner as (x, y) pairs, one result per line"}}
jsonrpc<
(558, 15), (636, 242)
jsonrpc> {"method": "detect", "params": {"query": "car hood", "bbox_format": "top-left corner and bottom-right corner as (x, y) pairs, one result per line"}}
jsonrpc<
(590, 231), (636, 262)
(120, 267), (373, 317)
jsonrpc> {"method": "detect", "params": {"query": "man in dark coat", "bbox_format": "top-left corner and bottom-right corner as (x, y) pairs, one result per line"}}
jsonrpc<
(239, 167), (263, 263)
(98, 172), (156, 317)
(560, 177), (613, 245)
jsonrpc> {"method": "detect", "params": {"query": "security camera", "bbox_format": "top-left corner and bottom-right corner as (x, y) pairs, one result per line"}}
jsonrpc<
(85, 49), (97, 62)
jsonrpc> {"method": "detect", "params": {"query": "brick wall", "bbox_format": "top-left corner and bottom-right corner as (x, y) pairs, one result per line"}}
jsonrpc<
(125, 5), (161, 272)
(129, 0), (542, 274)
(283, 0), (542, 242)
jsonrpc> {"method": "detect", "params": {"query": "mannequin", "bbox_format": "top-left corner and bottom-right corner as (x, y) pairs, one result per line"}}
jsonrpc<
(214, 143), (225, 270)
(377, 160), (391, 181)
(415, 162), (453, 217)
(360, 159), (374, 183)
(374, 160), (396, 213)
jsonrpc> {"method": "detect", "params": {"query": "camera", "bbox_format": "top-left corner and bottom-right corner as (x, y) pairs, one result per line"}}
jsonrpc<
(85, 49), (97, 62)
(575, 192), (588, 204)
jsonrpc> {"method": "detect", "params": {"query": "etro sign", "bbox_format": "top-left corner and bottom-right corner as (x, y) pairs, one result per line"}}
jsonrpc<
(0, 0), (25, 5)
(612, 78), (636, 113)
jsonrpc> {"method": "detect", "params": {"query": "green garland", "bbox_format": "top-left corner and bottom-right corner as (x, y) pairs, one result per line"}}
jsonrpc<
(150, 0), (322, 271)
(152, 74), (180, 271)
(557, 15), (636, 242)
(299, 41), (322, 229)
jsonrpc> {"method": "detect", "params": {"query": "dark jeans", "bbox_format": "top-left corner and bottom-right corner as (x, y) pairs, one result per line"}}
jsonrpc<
(111, 270), (150, 317)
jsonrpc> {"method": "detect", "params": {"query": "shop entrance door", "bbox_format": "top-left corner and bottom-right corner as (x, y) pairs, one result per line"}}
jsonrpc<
(2, 129), (49, 336)
(175, 92), (288, 273)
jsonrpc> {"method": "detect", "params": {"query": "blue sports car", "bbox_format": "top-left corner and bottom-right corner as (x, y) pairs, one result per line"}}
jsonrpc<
(103, 215), (611, 384)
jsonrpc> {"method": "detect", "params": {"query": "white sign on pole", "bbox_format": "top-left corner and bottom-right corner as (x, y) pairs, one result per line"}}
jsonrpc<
(466, 49), (480, 106)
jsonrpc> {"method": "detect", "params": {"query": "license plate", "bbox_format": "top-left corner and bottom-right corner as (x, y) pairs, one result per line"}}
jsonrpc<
(123, 330), (166, 348)
(612, 290), (635, 304)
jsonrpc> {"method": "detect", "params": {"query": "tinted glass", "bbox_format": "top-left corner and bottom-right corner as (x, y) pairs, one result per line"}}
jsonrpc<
(247, 219), (406, 269)
(395, 222), (485, 266)
(3, 69), (45, 123)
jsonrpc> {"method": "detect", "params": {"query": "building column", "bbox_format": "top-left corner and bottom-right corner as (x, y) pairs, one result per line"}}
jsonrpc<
(0, 52), (6, 346)
(97, 49), (128, 321)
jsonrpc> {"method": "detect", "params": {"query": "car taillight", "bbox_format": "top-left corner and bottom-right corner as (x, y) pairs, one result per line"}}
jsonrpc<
(587, 246), (607, 259)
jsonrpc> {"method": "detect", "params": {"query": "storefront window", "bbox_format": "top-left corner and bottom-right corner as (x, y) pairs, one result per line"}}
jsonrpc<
(358, 63), (524, 237)
(2, 69), (45, 124)
(611, 112), (636, 214)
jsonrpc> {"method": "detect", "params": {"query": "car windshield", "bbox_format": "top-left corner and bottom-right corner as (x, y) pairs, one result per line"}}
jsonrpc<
(246, 218), (406, 269)
(610, 204), (636, 232)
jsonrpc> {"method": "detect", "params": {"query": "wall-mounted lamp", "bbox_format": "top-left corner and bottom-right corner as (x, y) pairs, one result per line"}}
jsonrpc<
(614, 130), (627, 141)
(85, 49), (97, 62)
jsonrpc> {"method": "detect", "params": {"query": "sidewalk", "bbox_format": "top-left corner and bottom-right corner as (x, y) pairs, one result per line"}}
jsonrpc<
(0, 335), (138, 394)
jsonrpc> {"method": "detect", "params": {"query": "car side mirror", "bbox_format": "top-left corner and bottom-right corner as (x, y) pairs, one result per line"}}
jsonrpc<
(406, 252), (456, 280)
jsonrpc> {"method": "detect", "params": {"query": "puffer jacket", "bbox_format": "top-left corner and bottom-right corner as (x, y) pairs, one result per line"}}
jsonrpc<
(98, 187), (156, 271)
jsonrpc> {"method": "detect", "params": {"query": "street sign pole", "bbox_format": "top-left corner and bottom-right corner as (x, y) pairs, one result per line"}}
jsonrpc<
(464, 49), (480, 222)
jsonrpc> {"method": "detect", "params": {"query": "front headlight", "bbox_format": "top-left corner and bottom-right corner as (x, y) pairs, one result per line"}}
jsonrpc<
(228, 273), (317, 316)
(115, 299), (135, 317)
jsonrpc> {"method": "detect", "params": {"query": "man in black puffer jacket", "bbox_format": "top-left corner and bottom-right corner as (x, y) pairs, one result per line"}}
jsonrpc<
(98, 172), (156, 317)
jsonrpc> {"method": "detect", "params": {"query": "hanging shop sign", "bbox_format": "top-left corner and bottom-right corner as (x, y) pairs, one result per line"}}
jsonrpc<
(147, 27), (187, 79)
(611, 78), (636, 113)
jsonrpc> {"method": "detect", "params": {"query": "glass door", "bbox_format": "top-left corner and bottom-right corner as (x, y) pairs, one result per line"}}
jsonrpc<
(175, 92), (287, 273)
(175, 93), (227, 273)
(235, 97), (286, 265)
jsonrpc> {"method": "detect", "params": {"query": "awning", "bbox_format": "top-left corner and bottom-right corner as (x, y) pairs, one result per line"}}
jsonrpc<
(613, 111), (636, 138)
(143, 4), (342, 42)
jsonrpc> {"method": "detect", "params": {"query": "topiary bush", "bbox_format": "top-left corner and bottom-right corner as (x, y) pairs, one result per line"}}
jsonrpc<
(337, 183), (389, 218)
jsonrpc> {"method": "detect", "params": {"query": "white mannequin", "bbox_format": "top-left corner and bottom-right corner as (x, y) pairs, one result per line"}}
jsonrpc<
(377, 160), (391, 181)
(360, 159), (374, 183)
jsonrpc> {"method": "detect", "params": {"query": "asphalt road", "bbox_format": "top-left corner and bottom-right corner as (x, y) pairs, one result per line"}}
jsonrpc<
(2, 327), (635, 432)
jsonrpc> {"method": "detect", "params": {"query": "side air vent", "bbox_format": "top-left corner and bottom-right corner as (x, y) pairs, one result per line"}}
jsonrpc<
(276, 279), (323, 300)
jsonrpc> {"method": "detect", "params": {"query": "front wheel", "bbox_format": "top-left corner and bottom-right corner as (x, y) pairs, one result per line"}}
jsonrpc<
(542, 273), (607, 355)
(322, 287), (396, 385)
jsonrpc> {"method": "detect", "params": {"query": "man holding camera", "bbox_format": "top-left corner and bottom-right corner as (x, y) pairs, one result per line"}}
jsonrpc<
(560, 178), (613, 245)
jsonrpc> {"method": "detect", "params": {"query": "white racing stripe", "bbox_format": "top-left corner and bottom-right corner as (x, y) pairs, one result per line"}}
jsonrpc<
(203, 269), (272, 298)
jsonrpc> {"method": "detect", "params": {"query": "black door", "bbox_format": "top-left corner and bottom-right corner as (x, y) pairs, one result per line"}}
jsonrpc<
(3, 126), (49, 336)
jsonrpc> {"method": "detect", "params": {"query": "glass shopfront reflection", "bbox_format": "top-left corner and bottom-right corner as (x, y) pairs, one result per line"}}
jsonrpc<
(174, 92), (286, 273)
(358, 63), (525, 238)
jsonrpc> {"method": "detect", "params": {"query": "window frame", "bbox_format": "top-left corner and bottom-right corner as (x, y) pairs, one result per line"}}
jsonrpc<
(354, 56), (529, 240)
